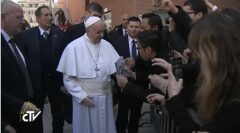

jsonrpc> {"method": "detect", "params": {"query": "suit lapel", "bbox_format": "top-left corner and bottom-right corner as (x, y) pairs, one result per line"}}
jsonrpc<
(1, 34), (24, 74)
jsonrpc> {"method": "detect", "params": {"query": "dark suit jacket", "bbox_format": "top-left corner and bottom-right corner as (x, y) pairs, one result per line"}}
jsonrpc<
(166, 93), (240, 133)
(114, 24), (124, 36)
(1, 34), (34, 129)
(64, 22), (85, 45)
(17, 26), (65, 94)
(112, 36), (130, 59)
(109, 25), (125, 43)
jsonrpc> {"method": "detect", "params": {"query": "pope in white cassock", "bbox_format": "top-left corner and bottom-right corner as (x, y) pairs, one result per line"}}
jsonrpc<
(57, 16), (119, 133)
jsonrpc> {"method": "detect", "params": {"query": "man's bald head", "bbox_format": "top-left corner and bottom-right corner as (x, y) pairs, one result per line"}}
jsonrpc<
(121, 14), (129, 29)
(1, 0), (22, 14)
(1, 0), (24, 36)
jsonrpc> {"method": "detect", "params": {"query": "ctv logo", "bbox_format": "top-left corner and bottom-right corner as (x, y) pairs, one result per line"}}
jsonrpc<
(21, 111), (41, 122)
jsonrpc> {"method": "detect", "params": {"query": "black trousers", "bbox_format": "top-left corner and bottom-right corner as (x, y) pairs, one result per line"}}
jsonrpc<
(116, 92), (143, 133)
(39, 78), (64, 133)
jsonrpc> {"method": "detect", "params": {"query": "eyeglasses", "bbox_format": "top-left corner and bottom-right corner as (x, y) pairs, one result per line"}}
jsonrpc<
(186, 11), (197, 14)
(136, 47), (144, 50)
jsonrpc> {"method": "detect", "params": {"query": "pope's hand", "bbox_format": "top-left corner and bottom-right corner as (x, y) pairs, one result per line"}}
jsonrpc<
(82, 96), (95, 107)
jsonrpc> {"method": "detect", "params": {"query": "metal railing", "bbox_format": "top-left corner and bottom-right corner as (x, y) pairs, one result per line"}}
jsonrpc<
(153, 104), (179, 133)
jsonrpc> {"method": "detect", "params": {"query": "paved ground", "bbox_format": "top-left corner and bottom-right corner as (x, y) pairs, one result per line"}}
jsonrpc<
(43, 102), (157, 133)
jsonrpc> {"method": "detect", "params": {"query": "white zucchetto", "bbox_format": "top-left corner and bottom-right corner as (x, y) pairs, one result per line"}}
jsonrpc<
(84, 16), (101, 28)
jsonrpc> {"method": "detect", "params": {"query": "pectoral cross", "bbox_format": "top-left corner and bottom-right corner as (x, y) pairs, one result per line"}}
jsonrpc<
(95, 65), (100, 72)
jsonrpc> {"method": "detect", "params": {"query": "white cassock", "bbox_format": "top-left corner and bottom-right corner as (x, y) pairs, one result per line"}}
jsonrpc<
(57, 34), (119, 133)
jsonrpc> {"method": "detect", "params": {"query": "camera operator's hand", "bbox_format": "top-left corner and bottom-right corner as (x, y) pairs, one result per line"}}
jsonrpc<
(146, 93), (165, 104)
(160, 0), (178, 14)
(116, 74), (128, 88)
(168, 17), (176, 32)
(148, 74), (168, 94)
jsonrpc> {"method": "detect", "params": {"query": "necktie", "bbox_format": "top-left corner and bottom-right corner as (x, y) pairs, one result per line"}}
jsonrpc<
(42, 31), (48, 40)
(9, 38), (33, 97)
(132, 40), (137, 58)
(124, 30), (128, 37)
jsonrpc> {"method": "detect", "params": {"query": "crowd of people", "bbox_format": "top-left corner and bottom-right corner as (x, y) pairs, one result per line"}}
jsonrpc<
(1, 0), (240, 133)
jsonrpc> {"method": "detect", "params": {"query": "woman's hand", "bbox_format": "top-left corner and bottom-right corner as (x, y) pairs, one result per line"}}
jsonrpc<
(152, 58), (172, 72)
(146, 93), (165, 104)
(152, 58), (183, 98)
(148, 74), (168, 94)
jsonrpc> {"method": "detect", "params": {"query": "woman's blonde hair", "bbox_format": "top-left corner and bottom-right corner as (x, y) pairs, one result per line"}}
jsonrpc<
(188, 8), (240, 124)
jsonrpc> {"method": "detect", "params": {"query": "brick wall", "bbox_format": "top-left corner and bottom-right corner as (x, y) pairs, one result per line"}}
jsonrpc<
(211, 0), (240, 9)
(67, 0), (86, 24)
(67, 0), (240, 26)
(89, 0), (186, 27)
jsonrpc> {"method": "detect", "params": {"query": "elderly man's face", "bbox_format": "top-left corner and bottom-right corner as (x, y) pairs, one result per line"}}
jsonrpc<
(2, 6), (25, 36)
(87, 21), (105, 44)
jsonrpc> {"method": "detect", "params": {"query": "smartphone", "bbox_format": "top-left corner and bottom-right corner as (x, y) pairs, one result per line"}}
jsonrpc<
(152, 0), (162, 7)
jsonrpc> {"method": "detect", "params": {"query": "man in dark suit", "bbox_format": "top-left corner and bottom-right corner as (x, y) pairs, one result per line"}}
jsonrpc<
(115, 14), (129, 36)
(17, 6), (65, 133)
(109, 14), (129, 42)
(113, 17), (143, 133)
(1, 1), (42, 133)
(64, 2), (107, 45)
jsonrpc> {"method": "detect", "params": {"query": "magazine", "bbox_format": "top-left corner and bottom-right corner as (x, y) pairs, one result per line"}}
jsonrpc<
(115, 56), (127, 75)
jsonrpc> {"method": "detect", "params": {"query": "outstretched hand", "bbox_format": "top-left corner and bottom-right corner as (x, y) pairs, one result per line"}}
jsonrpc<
(159, 0), (178, 14)
(152, 58), (172, 72)
(152, 58), (183, 98)
(148, 74), (168, 94)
